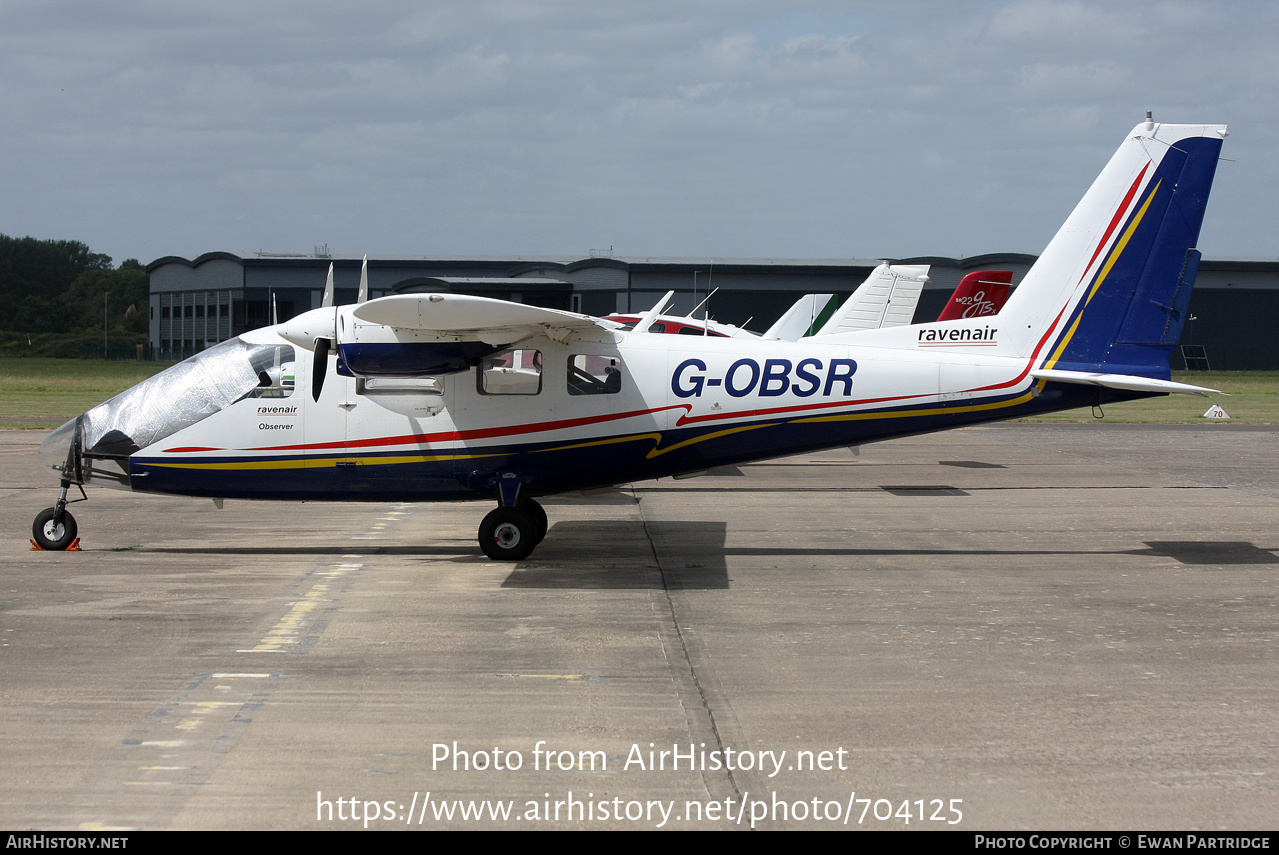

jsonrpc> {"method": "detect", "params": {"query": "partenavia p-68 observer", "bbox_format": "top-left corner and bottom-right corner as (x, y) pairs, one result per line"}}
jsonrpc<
(35, 119), (1228, 560)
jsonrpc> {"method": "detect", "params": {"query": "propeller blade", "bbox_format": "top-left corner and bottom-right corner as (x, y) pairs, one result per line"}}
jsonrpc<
(311, 337), (331, 402)
(322, 263), (334, 308)
(358, 255), (369, 303)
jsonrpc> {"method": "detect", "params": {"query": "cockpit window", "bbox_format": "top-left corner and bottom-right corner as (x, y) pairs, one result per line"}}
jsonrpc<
(242, 348), (295, 399)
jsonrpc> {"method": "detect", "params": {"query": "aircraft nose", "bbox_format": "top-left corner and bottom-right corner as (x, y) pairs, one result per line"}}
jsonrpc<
(38, 417), (81, 483)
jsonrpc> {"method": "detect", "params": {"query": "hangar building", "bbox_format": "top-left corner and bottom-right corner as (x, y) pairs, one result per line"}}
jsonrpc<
(146, 251), (1279, 370)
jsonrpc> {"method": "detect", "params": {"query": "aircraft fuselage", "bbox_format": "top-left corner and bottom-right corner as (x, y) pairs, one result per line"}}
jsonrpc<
(114, 326), (1129, 504)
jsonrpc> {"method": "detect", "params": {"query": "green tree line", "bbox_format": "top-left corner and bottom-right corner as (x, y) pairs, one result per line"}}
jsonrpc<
(0, 234), (148, 355)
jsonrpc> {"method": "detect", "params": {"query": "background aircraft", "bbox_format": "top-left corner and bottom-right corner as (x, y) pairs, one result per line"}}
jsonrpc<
(607, 264), (1011, 342)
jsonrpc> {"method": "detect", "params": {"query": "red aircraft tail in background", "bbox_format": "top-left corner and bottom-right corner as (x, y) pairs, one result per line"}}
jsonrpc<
(935, 270), (1012, 321)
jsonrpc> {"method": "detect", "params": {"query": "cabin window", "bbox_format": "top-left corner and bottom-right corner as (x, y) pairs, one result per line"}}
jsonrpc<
(357, 377), (443, 396)
(567, 354), (623, 395)
(478, 349), (542, 395)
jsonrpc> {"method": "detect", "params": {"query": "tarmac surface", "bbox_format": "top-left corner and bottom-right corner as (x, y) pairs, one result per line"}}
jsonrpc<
(0, 423), (1276, 830)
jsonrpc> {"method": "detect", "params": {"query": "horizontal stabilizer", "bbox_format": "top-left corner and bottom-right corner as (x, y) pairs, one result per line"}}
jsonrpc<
(1031, 368), (1222, 396)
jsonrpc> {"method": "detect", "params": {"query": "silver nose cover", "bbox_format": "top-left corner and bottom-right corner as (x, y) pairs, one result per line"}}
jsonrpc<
(37, 337), (272, 490)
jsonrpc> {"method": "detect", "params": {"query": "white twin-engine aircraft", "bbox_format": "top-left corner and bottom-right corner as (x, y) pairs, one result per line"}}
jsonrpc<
(35, 119), (1228, 560)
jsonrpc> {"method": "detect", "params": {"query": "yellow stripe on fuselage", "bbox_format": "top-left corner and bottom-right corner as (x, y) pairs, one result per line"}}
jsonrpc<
(145, 453), (491, 471)
(794, 387), (1039, 425)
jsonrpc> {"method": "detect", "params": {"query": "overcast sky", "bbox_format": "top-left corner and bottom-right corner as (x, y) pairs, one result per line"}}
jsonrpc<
(2, 0), (1274, 266)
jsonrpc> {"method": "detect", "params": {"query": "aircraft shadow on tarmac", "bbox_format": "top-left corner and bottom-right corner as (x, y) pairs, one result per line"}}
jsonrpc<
(146, 544), (478, 556)
(503, 520), (732, 590)
(142, 528), (1276, 591)
(502, 523), (1279, 589)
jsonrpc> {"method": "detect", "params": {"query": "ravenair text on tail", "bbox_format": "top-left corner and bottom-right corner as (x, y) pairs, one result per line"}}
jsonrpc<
(33, 118), (1228, 560)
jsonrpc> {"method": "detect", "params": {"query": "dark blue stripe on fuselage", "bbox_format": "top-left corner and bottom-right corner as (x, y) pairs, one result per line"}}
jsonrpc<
(128, 382), (1138, 501)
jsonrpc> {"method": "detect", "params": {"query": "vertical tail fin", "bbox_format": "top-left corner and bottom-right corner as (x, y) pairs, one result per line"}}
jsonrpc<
(1000, 121), (1227, 379)
(762, 293), (839, 340)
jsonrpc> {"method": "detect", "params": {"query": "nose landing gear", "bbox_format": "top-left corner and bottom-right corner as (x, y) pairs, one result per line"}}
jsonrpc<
(31, 481), (86, 551)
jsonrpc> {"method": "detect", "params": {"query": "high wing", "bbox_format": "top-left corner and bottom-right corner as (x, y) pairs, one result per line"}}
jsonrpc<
(280, 293), (623, 393)
(351, 293), (621, 345)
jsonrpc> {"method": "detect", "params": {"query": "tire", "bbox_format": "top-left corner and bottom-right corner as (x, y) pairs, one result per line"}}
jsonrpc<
(520, 498), (548, 544)
(478, 507), (537, 561)
(32, 508), (77, 551)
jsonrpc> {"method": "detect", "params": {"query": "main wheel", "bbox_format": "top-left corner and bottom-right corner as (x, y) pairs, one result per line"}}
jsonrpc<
(478, 507), (538, 561)
(519, 498), (548, 544)
(32, 508), (77, 551)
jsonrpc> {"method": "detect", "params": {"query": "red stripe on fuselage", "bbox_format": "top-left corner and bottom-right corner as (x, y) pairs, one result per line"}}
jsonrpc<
(1079, 162), (1149, 286)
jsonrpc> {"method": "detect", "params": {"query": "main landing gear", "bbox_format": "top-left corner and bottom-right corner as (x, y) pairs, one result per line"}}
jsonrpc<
(31, 481), (85, 551)
(478, 498), (548, 561)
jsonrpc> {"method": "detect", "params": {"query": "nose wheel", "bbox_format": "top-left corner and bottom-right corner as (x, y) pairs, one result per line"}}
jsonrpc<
(477, 498), (548, 561)
(31, 480), (88, 551)
(32, 507), (78, 551)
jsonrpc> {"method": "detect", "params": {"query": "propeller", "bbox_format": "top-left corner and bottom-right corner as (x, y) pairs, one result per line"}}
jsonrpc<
(311, 337), (331, 402)
(309, 263), (341, 401)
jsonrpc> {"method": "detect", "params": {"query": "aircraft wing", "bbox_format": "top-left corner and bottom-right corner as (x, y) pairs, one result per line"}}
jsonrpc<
(352, 293), (622, 345)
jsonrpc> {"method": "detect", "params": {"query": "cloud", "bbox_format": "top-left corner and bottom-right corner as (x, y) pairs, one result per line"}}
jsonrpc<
(0, 1), (1274, 262)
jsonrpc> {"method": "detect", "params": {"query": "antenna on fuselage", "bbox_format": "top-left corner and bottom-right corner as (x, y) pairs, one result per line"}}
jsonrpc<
(706, 262), (713, 334)
(688, 286), (718, 336)
(687, 287), (718, 319)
